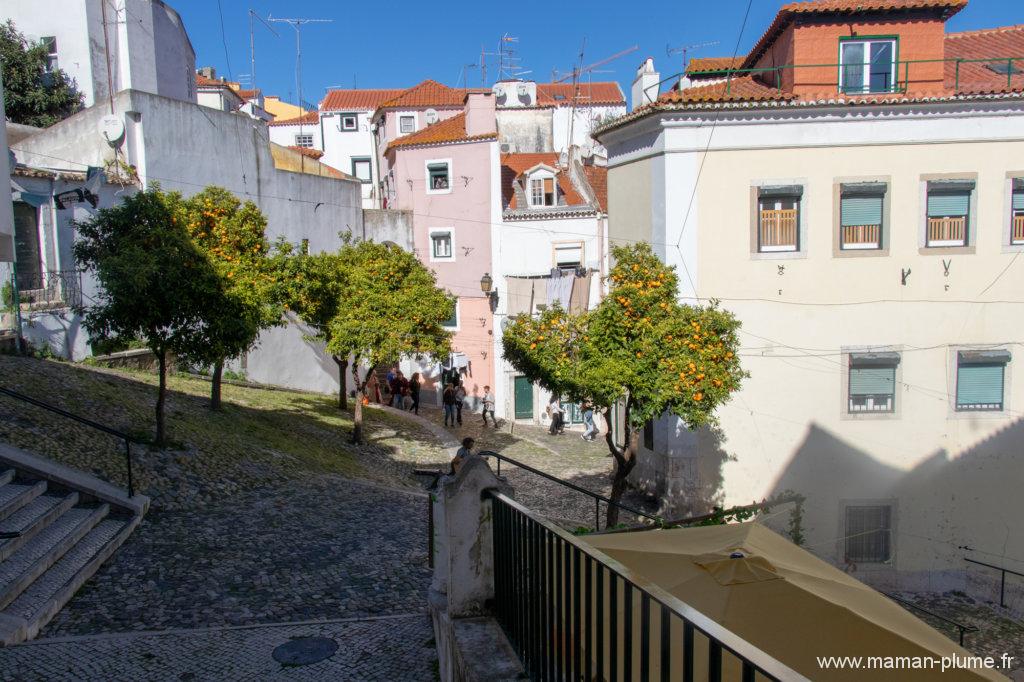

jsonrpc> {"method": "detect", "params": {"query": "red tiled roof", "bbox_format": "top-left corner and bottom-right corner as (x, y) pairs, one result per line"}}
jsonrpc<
(378, 80), (472, 110)
(321, 88), (404, 111)
(288, 146), (324, 159)
(744, 0), (967, 68)
(582, 164), (607, 212)
(945, 24), (1024, 94)
(686, 57), (745, 75)
(386, 112), (497, 151)
(659, 76), (794, 103)
(196, 74), (227, 88)
(236, 88), (261, 100)
(268, 111), (319, 127)
(536, 82), (625, 106)
(499, 153), (586, 210)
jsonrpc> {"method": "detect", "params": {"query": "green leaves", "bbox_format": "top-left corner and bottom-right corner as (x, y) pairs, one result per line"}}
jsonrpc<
(502, 243), (746, 432)
(0, 21), (83, 127)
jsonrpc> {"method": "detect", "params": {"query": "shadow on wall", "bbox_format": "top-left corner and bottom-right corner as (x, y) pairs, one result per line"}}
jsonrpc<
(764, 419), (1024, 610)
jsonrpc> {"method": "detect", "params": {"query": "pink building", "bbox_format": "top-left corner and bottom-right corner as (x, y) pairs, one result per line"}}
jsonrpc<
(381, 90), (500, 407)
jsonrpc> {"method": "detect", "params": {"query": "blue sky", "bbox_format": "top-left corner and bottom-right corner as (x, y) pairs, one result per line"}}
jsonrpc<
(180, 0), (1021, 108)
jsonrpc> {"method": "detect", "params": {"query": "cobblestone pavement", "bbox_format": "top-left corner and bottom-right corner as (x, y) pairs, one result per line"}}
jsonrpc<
(41, 475), (432, 636)
(0, 615), (436, 681)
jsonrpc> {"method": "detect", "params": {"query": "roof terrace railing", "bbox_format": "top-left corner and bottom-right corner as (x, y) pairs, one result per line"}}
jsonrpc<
(688, 56), (1024, 96)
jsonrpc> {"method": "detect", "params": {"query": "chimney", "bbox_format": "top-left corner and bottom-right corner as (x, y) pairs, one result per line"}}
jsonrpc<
(631, 58), (660, 111)
(464, 91), (496, 137)
(198, 66), (217, 80)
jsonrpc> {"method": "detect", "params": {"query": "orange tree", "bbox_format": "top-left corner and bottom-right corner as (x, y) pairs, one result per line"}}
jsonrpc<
(502, 243), (745, 524)
(177, 187), (281, 410)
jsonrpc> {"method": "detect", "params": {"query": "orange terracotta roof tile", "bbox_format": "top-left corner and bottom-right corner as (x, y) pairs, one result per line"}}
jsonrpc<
(499, 153), (586, 210)
(686, 57), (745, 75)
(268, 111), (319, 127)
(536, 82), (625, 106)
(378, 80), (470, 109)
(196, 73), (227, 88)
(321, 88), (404, 111)
(236, 88), (261, 100)
(945, 24), (1024, 94)
(582, 164), (607, 212)
(744, 0), (967, 68)
(386, 112), (497, 151)
(659, 76), (794, 103)
(288, 146), (324, 159)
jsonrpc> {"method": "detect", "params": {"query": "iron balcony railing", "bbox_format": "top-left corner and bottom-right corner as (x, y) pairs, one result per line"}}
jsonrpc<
(691, 57), (1024, 96)
(490, 491), (808, 682)
(9, 269), (83, 309)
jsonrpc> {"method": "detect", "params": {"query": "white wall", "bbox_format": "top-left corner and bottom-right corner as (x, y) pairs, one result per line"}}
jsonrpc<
(552, 105), (627, 156)
(268, 122), (323, 154)
(320, 110), (376, 207)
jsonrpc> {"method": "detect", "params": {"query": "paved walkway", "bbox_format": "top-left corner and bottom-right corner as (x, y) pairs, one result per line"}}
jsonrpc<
(0, 615), (434, 681)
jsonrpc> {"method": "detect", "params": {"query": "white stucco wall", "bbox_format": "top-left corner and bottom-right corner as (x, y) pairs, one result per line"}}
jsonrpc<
(552, 105), (626, 156)
(267, 122), (323, 154)
(320, 110), (376, 207)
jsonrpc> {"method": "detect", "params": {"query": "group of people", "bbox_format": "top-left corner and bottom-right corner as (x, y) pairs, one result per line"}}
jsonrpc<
(441, 381), (497, 428)
(547, 396), (600, 441)
(367, 369), (422, 415)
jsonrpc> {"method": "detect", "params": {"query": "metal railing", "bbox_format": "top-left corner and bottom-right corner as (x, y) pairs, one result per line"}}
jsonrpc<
(490, 491), (807, 681)
(692, 57), (1024, 96)
(883, 592), (977, 646)
(0, 386), (137, 498)
(965, 557), (1024, 609)
(10, 270), (83, 310)
(479, 450), (662, 532)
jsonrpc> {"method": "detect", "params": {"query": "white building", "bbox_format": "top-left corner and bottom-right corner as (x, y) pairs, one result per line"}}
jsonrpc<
(596, 2), (1024, 604)
(1, 0), (196, 109)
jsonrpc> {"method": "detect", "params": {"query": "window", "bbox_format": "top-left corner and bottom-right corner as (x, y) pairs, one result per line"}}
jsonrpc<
(41, 37), (58, 73)
(757, 186), (802, 252)
(351, 157), (372, 183)
(956, 350), (1009, 412)
(840, 38), (897, 94)
(1012, 179), (1024, 245)
(12, 202), (43, 291)
(840, 183), (885, 250)
(294, 134), (314, 148)
(986, 62), (1024, 76)
(848, 352), (898, 413)
(926, 180), (973, 247)
(399, 115), (416, 134)
(430, 230), (453, 260)
(529, 176), (556, 207)
(340, 114), (358, 131)
(442, 298), (459, 330)
(554, 243), (583, 268)
(426, 161), (450, 193)
(845, 505), (892, 563)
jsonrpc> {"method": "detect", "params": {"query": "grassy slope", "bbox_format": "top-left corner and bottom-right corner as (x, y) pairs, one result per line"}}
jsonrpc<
(0, 355), (447, 506)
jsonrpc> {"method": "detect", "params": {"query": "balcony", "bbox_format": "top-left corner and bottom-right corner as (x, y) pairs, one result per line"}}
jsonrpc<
(759, 209), (798, 252)
(927, 216), (968, 247)
(841, 224), (881, 250)
(1013, 213), (1024, 245)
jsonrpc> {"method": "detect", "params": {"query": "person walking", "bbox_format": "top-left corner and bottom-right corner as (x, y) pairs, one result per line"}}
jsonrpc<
(408, 372), (421, 415)
(548, 396), (564, 435)
(481, 386), (496, 427)
(454, 382), (467, 425)
(397, 372), (410, 409)
(581, 400), (598, 441)
(442, 383), (457, 427)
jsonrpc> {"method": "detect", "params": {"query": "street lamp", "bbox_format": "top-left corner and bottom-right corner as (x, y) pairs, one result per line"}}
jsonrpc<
(480, 273), (497, 311)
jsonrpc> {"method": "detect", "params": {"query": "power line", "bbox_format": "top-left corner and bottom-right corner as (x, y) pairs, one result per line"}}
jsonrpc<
(216, 0), (233, 81)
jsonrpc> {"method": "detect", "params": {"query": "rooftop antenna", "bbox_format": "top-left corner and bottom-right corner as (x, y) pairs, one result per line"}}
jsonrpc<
(552, 43), (638, 83)
(458, 62), (478, 88)
(496, 34), (529, 81)
(248, 9), (279, 91)
(666, 40), (720, 75)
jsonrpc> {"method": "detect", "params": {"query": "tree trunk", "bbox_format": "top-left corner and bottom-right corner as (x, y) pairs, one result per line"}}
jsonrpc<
(210, 359), (223, 411)
(155, 348), (167, 447)
(333, 356), (348, 410)
(350, 361), (376, 445)
(602, 399), (638, 528)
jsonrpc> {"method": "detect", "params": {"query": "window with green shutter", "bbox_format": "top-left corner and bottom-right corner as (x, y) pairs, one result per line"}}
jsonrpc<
(848, 352), (898, 413)
(840, 183), (885, 250)
(956, 351), (1008, 411)
(926, 181), (973, 247)
(1012, 179), (1024, 245)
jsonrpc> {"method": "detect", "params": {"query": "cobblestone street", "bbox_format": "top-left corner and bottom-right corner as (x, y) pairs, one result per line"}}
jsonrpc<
(0, 615), (435, 681)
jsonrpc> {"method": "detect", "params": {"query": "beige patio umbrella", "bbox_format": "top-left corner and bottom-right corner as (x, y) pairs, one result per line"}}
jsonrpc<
(585, 523), (1004, 681)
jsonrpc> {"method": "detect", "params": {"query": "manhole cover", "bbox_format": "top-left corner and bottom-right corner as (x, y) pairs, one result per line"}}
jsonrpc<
(272, 637), (339, 666)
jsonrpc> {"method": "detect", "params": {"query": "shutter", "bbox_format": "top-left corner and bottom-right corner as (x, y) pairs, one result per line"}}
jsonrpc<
(927, 192), (970, 217)
(1013, 191), (1024, 211)
(849, 366), (894, 396)
(956, 363), (1004, 407)
(841, 195), (883, 226)
(759, 185), (803, 198)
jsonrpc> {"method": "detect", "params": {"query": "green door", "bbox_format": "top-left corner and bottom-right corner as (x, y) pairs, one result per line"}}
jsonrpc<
(514, 376), (533, 420)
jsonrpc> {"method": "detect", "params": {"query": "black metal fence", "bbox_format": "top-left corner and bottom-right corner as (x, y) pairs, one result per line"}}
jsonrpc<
(490, 492), (805, 681)
(10, 269), (83, 309)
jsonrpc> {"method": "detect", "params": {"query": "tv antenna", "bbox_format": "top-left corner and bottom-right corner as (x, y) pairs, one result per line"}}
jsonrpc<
(552, 44), (638, 84)
(495, 34), (530, 81)
(666, 40), (720, 75)
(268, 15), (333, 114)
(458, 62), (478, 88)
(248, 9), (279, 91)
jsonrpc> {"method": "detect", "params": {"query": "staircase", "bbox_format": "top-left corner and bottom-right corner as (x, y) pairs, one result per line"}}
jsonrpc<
(0, 444), (147, 645)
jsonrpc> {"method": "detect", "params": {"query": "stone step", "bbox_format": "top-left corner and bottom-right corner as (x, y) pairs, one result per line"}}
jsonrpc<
(0, 481), (47, 523)
(5, 517), (131, 642)
(0, 505), (108, 610)
(0, 494), (80, 563)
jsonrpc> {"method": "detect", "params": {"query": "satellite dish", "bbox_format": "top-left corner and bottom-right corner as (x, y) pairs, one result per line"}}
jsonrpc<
(99, 115), (125, 148)
(424, 108), (439, 125)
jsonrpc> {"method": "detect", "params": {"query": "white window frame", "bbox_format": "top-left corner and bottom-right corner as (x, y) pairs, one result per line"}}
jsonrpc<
(351, 157), (372, 184)
(528, 171), (557, 208)
(425, 158), (452, 195)
(340, 113), (358, 131)
(839, 38), (897, 94)
(442, 297), (460, 331)
(294, 133), (314, 148)
(429, 228), (455, 262)
(398, 113), (417, 135)
(553, 241), (584, 268)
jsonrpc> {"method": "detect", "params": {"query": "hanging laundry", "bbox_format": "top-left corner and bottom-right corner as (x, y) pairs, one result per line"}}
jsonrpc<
(505, 277), (535, 316)
(568, 272), (592, 313)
